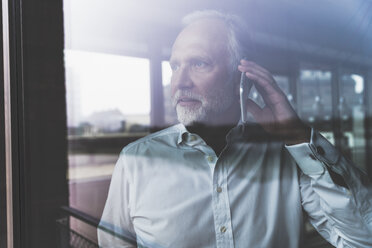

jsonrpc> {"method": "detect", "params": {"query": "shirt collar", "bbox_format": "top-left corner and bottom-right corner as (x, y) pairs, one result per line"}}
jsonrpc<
(175, 122), (243, 146)
(175, 122), (282, 153)
(175, 124), (206, 146)
(174, 123), (188, 145)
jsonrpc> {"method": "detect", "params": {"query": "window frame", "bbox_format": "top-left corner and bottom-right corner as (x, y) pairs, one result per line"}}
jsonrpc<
(4, 0), (69, 247)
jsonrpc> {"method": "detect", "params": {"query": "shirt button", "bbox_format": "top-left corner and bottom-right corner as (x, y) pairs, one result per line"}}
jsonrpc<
(309, 154), (317, 160)
(220, 226), (227, 233)
(207, 156), (214, 162)
(216, 187), (222, 193)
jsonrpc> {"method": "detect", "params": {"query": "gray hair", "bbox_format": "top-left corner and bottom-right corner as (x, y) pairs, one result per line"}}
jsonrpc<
(182, 10), (252, 74)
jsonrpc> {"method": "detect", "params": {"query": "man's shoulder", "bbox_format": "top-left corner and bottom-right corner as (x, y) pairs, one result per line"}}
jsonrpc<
(120, 124), (185, 155)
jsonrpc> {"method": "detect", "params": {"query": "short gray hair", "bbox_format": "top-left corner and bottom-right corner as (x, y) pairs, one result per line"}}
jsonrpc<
(182, 10), (252, 74)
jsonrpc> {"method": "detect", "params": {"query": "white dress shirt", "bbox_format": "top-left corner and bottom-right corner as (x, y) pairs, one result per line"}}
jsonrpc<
(98, 123), (372, 248)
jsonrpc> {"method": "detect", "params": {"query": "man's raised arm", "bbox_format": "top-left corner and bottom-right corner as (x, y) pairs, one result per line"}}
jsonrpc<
(238, 59), (372, 247)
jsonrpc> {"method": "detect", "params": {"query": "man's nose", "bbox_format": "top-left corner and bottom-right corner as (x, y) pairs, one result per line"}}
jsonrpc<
(173, 66), (193, 89)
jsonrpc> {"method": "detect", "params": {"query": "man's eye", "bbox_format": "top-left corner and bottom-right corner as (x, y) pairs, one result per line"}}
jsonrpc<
(170, 64), (179, 71)
(194, 61), (206, 68)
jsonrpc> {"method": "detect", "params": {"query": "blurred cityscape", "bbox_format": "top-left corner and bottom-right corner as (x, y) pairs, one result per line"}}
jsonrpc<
(66, 70), (364, 137)
(67, 109), (149, 136)
(66, 83), (178, 137)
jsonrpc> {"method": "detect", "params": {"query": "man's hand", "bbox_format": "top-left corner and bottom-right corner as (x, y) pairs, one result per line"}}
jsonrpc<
(238, 60), (310, 145)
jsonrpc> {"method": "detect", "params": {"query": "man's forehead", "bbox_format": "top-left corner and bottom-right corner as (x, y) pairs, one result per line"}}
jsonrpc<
(181, 18), (228, 36)
(171, 18), (229, 59)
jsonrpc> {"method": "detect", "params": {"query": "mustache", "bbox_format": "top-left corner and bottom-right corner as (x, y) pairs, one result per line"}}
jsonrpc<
(172, 90), (203, 106)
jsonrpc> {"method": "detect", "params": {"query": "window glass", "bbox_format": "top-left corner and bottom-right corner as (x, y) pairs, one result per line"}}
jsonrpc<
(298, 69), (333, 126)
(248, 75), (292, 109)
(8, 0), (372, 246)
(338, 73), (366, 170)
(273, 75), (295, 108)
(58, 1), (372, 247)
(273, 75), (290, 95)
(65, 50), (150, 134)
(65, 50), (151, 243)
(162, 60), (177, 125)
(161, 64), (294, 124)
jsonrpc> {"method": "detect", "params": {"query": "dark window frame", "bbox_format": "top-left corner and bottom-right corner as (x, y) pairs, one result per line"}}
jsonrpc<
(6, 0), (68, 247)
(1, 2), (8, 247)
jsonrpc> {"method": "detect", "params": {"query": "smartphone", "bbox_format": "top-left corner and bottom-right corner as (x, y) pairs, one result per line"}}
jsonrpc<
(239, 71), (254, 123)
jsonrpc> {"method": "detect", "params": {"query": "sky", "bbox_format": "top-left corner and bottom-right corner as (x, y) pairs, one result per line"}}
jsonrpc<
(65, 50), (151, 125)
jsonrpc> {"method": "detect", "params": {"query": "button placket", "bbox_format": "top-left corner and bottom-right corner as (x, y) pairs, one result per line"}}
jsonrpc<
(206, 154), (217, 172)
(199, 141), (233, 247)
(211, 161), (234, 248)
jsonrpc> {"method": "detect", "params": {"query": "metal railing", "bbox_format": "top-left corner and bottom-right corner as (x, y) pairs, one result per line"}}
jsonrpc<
(56, 206), (100, 248)
(56, 206), (333, 248)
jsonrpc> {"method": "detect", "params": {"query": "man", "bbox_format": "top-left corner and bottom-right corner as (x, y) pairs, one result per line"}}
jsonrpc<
(98, 10), (372, 247)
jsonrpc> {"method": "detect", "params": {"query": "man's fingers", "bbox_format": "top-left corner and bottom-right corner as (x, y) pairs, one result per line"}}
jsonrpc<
(245, 99), (262, 117)
(239, 60), (297, 121)
(245, 99), (272, 124)
(238, 63), (287, 110)
(240, 60), (272, 77)
(238, 64), (282, 94)
(238, 65), (274, 84)
(243, 71), (285, 106)
(239, 60), (282, 93)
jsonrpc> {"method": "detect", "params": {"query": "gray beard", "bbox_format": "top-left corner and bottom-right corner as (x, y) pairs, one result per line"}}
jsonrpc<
(172, 85), (235, 126)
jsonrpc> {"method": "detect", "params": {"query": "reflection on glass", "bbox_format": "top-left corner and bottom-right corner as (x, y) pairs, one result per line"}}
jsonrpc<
(162, 61), (178, 125)
(65, 50), (151, 135)
(274, 75), (290, 95)
(65, 50), (151, 243)
(273, 75), (295, 108)
(58, 2), (372, 248)
(339, 74), (366, 170)
(161, 64), (294, 125)
(248, 75), (292, 109)
(299, 70), (332, 126)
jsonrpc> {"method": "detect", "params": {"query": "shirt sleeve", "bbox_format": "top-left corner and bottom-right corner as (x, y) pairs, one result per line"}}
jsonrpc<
(98, 152), (137, 248)
(286, 129), (372, 248)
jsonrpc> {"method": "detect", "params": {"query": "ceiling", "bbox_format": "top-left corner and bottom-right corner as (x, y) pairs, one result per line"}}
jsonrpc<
(63, 0), (372, 66)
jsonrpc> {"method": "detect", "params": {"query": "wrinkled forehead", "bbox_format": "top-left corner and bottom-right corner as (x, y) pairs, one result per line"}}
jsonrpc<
(171, 18), (230, 59)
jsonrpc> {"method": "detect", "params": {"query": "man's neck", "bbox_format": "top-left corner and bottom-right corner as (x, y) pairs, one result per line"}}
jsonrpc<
(186, 123), (235, 156)
(184, 103), (240, 155)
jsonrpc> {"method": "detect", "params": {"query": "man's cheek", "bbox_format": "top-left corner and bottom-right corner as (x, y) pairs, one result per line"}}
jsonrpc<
(190, 72), (210, 83)
(170, 85), (177, 97)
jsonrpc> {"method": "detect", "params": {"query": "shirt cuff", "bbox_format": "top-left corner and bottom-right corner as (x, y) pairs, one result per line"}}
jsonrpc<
(285, 128), (341, 176)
